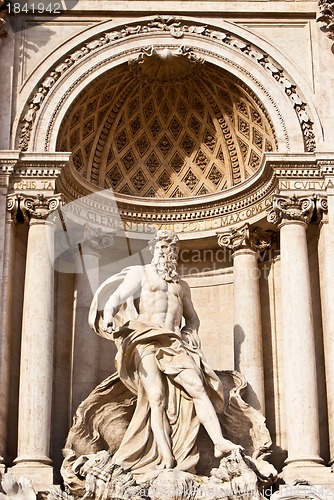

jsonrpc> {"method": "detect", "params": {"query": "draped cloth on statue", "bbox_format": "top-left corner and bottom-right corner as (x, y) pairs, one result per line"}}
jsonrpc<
(62, 268), (276, 496)
(87, 268), (225, 474)
(107, 320), (225, 474)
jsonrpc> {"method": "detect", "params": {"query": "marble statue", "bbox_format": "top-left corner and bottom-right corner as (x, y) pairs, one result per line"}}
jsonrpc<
(98, 229), (240, 471)
(59, 230), (277, 500)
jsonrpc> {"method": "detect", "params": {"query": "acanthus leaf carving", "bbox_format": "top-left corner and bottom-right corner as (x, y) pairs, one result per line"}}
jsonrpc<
(267, 193), (316, 226)
(7, 193), (61, 223)
(217, 222), (271, 253)
(81, 223), (116, 252)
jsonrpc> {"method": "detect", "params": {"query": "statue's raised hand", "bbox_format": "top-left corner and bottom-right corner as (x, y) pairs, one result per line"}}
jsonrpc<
(102, 310), (114, 333)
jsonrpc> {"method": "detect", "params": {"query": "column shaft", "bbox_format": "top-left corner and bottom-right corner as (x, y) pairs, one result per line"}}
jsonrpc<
(280, 221), (321, 463)
(233, 249), (265, 411)
(15, 219), (55, 465)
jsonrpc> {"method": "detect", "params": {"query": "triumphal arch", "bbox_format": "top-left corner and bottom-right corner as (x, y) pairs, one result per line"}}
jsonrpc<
(1, 1), (334, 498)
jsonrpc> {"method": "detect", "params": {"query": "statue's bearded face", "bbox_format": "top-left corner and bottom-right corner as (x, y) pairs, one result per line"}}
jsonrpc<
(152, 240), (179, 281)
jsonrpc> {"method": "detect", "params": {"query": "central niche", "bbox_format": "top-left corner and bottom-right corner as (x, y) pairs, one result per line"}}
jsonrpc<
(58, 49), (277, 198)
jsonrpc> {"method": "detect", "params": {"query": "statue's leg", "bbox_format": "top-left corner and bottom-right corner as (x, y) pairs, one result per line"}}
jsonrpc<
(173, 368), (242, 458)
(138, 353), (175, 468)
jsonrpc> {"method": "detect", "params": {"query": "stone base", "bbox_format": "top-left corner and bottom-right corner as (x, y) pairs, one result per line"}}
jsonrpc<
(8, 463), (54, 492)
(280, 463), (334, 488)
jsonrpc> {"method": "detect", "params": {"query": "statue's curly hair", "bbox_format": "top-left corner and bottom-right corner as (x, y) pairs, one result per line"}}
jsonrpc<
(149, 229), (179, 254)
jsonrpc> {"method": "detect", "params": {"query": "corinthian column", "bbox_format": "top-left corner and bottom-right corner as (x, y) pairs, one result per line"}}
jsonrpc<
(9, 193), (60, 490)
(217, 223), (270, 412)
(317, 195), (334, 465)
(71, 225), (115, 414)
(268, 194), (323, 475)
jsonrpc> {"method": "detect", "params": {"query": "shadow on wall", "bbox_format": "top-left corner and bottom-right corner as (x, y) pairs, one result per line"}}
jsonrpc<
(233, 324), (261, 412)
(233, 322), (288, 473)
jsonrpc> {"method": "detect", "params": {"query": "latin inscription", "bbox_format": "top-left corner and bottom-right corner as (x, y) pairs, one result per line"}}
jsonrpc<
(12, 180), (55, 190)
(66, 198), (272, 234)
(279, 179), (334, 190)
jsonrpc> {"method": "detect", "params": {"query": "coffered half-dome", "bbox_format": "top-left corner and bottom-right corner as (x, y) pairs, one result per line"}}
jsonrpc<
(57, 48), (277, 198)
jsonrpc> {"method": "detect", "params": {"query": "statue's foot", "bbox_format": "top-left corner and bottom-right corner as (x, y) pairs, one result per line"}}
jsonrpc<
(157, 456), (176, 469)
(214, 439), (243, 459)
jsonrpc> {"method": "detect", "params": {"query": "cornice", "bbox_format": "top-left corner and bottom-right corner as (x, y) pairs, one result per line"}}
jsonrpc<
(3, 151), (334, 236)
(53, 153), (334, 237)
(0, 151), (71, 192)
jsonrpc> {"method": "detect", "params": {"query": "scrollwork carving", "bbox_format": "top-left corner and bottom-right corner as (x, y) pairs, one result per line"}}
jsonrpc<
(217, 222), (271, 253)
(267, 194), (315, 226)
(7, 193), (61, 223)
(128, 46), (204, 83)
(6, 194), (20, 222)
(314, 194), (328, 223)
(82, 223), (116, 252)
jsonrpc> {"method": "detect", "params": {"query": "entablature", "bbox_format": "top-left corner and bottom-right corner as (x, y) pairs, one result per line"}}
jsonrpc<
(2, 151), (334, 239)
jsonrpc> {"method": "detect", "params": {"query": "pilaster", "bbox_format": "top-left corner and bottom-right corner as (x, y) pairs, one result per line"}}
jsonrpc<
(71, 224), (115, 414)
(0, 158), (17, 472)
(317, 193), (334, 466)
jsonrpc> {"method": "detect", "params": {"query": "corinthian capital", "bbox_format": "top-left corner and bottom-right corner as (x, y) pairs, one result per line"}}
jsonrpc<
(7, 193), (61, 223)
(217, 223), (271, 253)
(81, 223), (116, 252)
(267, 194), (315, 226)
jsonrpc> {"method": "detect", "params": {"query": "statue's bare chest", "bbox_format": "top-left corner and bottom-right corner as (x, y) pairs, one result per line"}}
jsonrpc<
(142, 268), (181, 297)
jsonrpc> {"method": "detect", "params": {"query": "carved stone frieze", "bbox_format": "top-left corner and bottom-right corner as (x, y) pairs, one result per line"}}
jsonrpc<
(55, 155), (334, 238)
(317, 0), (334, 52)
(7, 193), (61, 223)
(217, 222), (271, 254)
(128, 46), (204, 82)
(19, 17), (315, 153)
(267, 194), (315, 226)
(318, 159), (334, 175)
(57, 156), (277, 226)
